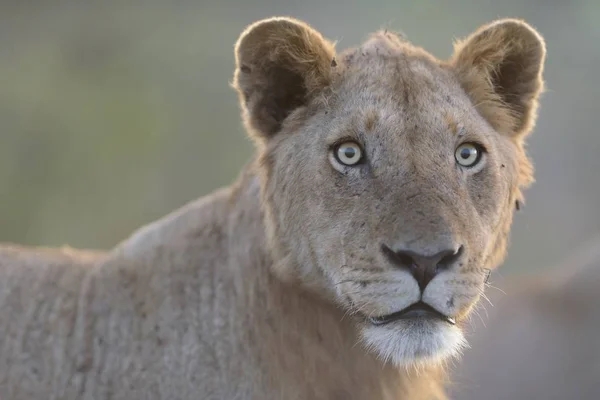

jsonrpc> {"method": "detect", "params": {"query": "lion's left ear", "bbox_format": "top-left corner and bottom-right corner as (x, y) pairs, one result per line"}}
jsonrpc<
(450, 19), (546, 138)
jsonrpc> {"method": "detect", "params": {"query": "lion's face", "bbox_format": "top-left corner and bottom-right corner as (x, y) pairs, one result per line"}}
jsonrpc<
(233, 18), (545, 366)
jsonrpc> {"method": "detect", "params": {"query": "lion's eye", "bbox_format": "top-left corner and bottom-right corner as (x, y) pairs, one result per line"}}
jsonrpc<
(455, 143), (483, 168)
(334, 142), (363, 166)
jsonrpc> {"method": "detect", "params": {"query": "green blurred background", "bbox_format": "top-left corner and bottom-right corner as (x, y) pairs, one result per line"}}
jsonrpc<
(1, 0), (599, 278)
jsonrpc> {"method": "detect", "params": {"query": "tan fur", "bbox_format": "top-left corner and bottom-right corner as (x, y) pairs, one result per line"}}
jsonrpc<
(449, 19), (546, 205)
(233, 17), (336, 137)
(450, 236), (600, 399)
(0, 17), (545, 399)
(451, 19), (546, 137)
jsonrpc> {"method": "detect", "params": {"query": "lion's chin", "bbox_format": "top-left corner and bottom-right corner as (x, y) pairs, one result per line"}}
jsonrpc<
(360, 318), (467, 367)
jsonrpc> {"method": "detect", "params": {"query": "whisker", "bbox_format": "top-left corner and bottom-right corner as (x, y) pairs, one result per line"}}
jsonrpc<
(339, 298), (373, 321)
(484, 282), (507, 295)
(340, 307), (353, 322)
(472, 307), (487, 328)
(353, 302), (374, 317)
(477, 288), (494, 308)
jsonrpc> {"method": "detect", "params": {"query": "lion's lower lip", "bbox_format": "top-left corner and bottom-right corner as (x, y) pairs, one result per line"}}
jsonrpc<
(368, 301), (456, 326)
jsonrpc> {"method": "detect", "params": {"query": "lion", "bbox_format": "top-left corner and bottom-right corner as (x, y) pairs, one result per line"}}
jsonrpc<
(450, 236), (600, 399)
(0, 16), (546, 400)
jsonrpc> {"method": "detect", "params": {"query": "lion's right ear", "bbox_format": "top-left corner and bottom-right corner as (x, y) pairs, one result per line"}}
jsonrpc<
(232, 17), (336, 139)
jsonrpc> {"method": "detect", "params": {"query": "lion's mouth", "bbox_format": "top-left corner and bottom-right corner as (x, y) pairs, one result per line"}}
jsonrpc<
(367, 301), (456, 326)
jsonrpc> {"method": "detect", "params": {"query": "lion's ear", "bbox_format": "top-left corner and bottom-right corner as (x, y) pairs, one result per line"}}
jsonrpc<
(233, 17), (336, 139)
(451, 19), (546, 138)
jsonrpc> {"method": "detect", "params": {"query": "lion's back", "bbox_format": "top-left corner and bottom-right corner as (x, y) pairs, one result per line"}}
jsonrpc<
(0, 183), (251, 400)
(0, 244), (106, 399)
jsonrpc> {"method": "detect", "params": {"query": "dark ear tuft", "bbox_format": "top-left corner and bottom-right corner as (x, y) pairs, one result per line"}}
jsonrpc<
(232, 17), (336, 139)
(450, 19), (546, 138)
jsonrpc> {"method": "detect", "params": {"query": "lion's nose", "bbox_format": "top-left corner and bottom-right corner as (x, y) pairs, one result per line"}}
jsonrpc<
(381, 244), (464, 292)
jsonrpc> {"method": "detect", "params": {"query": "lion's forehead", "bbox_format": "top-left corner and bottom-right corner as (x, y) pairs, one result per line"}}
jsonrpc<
(330, 48), (477, 136)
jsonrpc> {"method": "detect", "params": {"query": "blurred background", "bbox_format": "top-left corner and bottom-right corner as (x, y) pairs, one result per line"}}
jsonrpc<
(1, 0), (599, 398)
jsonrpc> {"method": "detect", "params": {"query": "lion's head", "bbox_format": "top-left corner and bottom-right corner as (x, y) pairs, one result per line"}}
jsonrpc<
(232, 17), (545, 367)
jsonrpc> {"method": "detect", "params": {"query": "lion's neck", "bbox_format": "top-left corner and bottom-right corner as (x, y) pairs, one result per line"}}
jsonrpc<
(217, 168), (447, 399)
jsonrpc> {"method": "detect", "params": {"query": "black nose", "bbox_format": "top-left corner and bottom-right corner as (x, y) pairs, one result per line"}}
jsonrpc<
(382, 244), (464, 292)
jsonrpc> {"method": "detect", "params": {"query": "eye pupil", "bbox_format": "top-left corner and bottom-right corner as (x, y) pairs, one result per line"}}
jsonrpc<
(460, 148), (473, 159)
(344, 148), (356, 159)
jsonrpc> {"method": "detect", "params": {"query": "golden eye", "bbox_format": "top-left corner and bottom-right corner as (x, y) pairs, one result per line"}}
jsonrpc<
(455, 143), (483, 167)
(335, 142), (363, 166)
